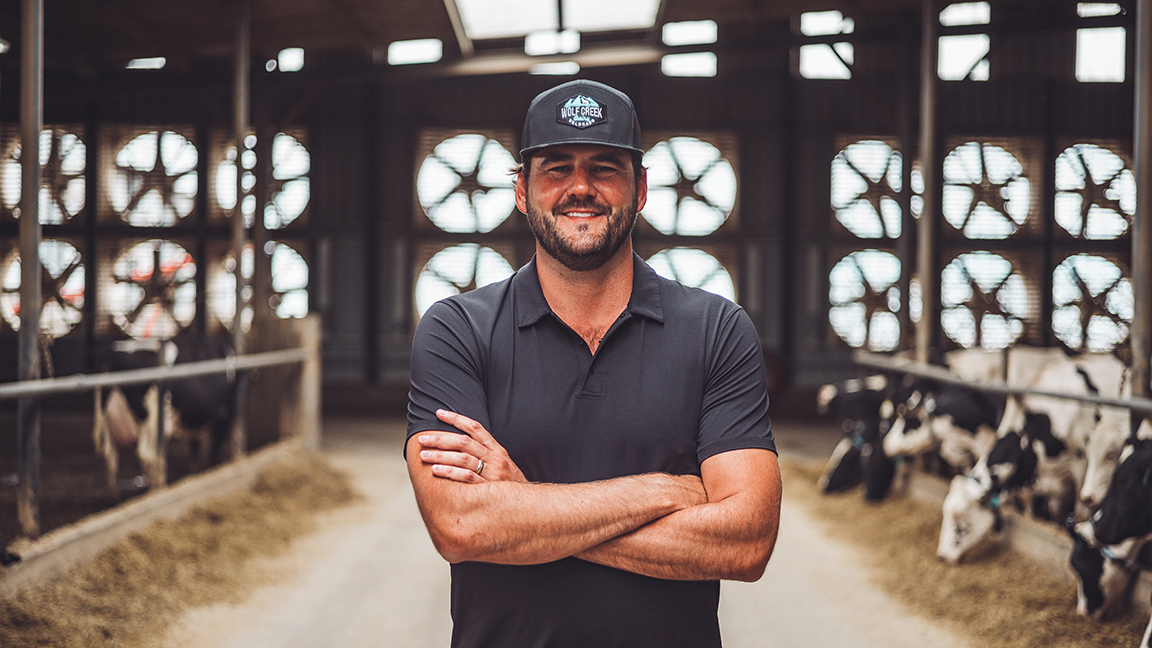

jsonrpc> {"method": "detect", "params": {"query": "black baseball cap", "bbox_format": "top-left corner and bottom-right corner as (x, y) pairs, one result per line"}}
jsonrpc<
(519, 79), (643, 159)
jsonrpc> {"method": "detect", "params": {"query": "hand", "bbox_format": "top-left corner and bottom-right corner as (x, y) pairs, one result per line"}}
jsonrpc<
(416, 409), (527, 484)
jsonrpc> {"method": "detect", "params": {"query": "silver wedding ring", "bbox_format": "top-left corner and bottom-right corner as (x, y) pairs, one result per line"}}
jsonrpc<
(475, 459), (486, 476)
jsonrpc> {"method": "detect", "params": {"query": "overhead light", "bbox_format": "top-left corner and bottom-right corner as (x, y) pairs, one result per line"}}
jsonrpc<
(388, 39), (444, 65)
(278, 48), (305, 72)
(0, 39), (9, 55)
(661, 52), (716, 77)
(126, 57), (166, 70)
(530, 61), (580, 75)
(525, 30), (580, 56)
(662, 20), (717, 46)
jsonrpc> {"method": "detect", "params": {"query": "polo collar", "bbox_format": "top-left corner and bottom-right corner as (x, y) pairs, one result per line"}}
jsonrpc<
(515, 253), (665, 328)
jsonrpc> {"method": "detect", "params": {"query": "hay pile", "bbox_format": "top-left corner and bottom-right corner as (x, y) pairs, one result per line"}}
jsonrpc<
(782, 458), (1147, 648)
(0, 450), (358, 648)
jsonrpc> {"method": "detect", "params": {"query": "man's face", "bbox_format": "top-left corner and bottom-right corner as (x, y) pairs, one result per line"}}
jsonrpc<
(516, 144), (647, 272)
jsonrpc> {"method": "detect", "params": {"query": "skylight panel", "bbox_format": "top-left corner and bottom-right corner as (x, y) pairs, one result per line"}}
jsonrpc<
(939, 2), (990, 26)
(455, 0), (557, 39)
(525, 30), (580, 56)
(1077, 27), (1125, 82)
(1078, 3), (1122, 17)
(662, 21), (717, 46)
(661, 52), (717, 77)
(127, 57), (166, 70)
(563, 0), (660, 32)
(800, 11), (854, 37)
(388, 39), (444, 65)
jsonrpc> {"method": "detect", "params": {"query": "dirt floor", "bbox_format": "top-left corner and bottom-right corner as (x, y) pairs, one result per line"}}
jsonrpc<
(784, 459), (1148, 648)
(0, 441), (1148, 647)
(0, 449), (358, 648)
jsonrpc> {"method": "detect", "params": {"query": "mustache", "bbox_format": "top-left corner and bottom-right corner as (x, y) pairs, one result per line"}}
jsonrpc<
(552, 197), (612, 216)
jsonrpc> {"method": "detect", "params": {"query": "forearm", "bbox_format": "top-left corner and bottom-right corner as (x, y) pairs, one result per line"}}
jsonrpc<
(578, 449), (782, 582)
(411, 462), (702, 565)
(576, 491), (779, 581)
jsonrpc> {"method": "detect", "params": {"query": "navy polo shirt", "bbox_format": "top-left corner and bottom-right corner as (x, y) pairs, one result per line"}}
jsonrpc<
(407, 253), (775, 648)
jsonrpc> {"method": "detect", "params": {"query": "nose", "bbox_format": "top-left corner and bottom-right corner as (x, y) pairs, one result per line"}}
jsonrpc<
(564, 164), (597, 198)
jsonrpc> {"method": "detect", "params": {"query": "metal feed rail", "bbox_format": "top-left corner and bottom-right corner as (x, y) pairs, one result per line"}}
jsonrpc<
(0, 348), (309, 401)
(854, 350), (1152, 415)
(2, 346), (312, 541)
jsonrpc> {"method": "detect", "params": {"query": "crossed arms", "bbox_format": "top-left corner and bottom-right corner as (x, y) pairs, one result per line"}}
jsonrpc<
(406, 409), (782, 582)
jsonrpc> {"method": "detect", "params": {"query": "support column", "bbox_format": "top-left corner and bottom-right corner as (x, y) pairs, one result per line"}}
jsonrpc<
(230, 0), (251, 460)
(17, 0), (43, 540)
(915, 0), (940, 363)
(1132, 0), (1152, 406)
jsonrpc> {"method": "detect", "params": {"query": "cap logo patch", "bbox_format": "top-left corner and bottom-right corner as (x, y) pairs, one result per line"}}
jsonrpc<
(556, 94), (606, 129)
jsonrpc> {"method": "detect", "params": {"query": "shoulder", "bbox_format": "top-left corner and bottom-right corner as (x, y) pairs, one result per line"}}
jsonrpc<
(651, 271), (748, 331)
(417, 273), (516, 333)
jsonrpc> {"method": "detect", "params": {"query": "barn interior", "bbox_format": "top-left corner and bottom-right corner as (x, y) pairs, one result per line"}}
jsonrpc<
(0, 0), (1150, 545)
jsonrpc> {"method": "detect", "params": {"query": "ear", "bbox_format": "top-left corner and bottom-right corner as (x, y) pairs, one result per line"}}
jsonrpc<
(635, 166), (648, 212)
(515, 168), (528, 215)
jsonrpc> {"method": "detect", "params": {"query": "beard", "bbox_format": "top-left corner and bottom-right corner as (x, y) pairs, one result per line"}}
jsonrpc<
(525, 193), (639, 272)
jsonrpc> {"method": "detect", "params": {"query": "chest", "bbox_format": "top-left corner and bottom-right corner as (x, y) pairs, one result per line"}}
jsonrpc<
(483, 316), (705, 483)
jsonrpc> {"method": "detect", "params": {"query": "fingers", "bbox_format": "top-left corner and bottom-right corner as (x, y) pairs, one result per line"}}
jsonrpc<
(419, 445), (487, 483)
(419, 430), (482, 455)
(417, 430), (527, 484)
(418, 446), (481, 471)
(437, 409), (498, 446)
(423, 410), (528, 483)
(430, 462), (484, 484)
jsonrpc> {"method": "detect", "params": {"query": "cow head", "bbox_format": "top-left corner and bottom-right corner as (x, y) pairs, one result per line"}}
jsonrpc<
(817, 375), (899, 497)
(1091, 437), (1152, 546)
(819, 435), (863, 494)
(1079, 407), (1135, 509)
(972, 428), (1038, 495)
(937, 474), (997, 564)
(1066, 517), (1143, 620)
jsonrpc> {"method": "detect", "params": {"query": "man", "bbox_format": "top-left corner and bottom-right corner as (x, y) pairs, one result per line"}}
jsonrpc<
(406, 79), (781, 648)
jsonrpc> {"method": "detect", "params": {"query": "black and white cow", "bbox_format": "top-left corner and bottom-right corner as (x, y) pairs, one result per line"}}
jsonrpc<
(816, 374), (901, 501)
(1066, 515), (1146, 621)
(1067, 352), (1134, 509)
(1077, 419), (1152, 643)
(1091, 421), (1152, 546)
(937, 413), (1063, 563)
(92, 336), (237, 501)
(883, 383), (1001, 478)
(937, 349), (1102, 563)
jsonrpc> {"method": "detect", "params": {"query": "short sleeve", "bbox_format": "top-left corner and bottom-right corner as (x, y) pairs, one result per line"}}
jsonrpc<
(696, 307), (776, 462)
(406, 299), (493, 453)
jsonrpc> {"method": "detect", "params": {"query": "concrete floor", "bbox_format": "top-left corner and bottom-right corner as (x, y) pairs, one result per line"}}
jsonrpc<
(164, 415), (972, 648)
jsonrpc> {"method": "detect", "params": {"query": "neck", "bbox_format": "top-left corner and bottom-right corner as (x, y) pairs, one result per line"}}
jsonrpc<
(536, 242), (634, 351)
